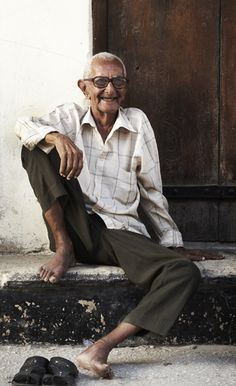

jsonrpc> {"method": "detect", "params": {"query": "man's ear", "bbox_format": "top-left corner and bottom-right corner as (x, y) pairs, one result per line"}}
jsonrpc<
(78, 79), (87, 95)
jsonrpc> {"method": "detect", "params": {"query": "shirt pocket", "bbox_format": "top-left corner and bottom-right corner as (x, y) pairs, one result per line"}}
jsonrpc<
(113, 168), (137, 205)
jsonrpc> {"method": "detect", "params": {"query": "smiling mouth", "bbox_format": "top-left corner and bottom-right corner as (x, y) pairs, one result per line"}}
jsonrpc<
(100, 96), (118, 101)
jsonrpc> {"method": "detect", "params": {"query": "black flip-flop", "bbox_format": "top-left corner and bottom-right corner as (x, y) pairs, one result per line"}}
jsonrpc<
(42, 356), (79, 386)
(12, 356), (49, 385)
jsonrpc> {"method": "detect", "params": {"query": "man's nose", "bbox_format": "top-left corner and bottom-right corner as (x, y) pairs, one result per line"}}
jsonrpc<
(104, 80), (116, 92)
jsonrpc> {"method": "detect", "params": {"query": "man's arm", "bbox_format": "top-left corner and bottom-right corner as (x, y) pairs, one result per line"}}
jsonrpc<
(44, 132), (83, 179)
(15, 103), (85, 179)
(137, 112), (183, 247)
(15, 103), (84, 150)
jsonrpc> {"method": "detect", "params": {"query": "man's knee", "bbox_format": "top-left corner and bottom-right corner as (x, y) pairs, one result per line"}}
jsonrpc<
(21, 145), (31, 169)
(21, 145), (45, 170)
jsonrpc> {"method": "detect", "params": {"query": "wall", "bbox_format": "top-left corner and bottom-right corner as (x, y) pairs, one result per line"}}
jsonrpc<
(0, 0), (92, 253)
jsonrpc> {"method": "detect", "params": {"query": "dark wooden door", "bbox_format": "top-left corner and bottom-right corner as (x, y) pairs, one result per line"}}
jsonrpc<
(92, 0), (236, 242)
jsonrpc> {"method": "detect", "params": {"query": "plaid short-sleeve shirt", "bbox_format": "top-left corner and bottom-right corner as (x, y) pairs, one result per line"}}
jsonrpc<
(15, 103), (183, 247)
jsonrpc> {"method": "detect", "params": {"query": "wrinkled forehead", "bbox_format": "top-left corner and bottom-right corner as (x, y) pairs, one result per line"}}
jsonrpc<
(89, 59), (125, 77)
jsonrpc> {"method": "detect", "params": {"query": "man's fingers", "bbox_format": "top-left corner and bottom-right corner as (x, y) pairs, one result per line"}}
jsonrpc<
(64, 148), (83, 179)
(173, 247), (224, 261)
(67, 158), (83, 180)
(186, 251), (224, 261)
(54, 134), (83, 178)
(65, 150), (74, 177)
(188, 249), (224, 259)
(59, 148), (81, 179)
(74, 156), (83, 177)
(59, 150), (68, 177)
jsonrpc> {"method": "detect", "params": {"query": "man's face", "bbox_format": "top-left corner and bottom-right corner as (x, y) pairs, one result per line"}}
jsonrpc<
(82, 59), (127, 116)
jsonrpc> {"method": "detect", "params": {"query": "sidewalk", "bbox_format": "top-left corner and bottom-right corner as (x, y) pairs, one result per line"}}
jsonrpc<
(1, 344), (235, 385)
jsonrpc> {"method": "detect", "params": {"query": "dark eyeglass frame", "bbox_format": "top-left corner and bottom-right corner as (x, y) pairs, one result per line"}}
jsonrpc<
(84, 76), (129, 89)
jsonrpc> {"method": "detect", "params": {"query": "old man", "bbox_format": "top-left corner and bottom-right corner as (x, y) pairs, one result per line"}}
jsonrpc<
(15, 52), (200, 378)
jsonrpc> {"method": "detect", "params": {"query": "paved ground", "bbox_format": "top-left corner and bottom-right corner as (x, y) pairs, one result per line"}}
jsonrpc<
(0, 344), (235, 385)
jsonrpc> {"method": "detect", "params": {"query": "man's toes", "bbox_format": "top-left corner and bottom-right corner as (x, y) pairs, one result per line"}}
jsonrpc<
(38, 265), (46, 277)
(49, 275), (57, 284)
(38, 266), (48, 280)
(43, 269), (56, 282)
(100, 364), (113, 379)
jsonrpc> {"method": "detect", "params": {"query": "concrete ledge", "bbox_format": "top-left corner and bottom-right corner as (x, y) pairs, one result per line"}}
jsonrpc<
(1, 251), (235, 286)
(0, 252), (235, 345)
(0, 255), (127, 287)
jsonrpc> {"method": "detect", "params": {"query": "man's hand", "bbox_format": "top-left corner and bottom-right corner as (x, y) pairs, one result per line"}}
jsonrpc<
(45, 132), (83, 179)
(169, 247), (224, 261)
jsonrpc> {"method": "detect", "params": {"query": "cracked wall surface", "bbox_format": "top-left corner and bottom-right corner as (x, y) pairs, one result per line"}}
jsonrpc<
(0, 0), (92, 253)
(0, 282), (235, 345)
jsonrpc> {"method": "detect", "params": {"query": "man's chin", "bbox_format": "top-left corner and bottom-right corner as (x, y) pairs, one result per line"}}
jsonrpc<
(98, 104), (120, 114)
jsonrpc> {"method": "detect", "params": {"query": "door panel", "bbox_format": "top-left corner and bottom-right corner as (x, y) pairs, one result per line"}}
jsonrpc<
(92, 0), (236, 241)
(169, 200), (218, 241)
(108, 0), (219, 185)
(220, 0), (236, 185)
(219, 1), (236, 241)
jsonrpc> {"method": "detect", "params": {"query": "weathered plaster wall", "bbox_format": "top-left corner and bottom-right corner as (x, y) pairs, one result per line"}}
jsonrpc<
(0, 0), (92, 253)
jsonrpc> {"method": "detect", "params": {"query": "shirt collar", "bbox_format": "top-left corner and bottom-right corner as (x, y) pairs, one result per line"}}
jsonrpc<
(81, 108), (136, 133)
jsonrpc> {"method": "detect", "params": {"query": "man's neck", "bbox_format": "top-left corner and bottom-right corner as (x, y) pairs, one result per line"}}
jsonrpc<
(91, 109), (118, 142)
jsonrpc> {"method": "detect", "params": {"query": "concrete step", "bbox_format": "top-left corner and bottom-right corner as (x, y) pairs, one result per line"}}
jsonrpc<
(1, 344), (236, 386)
(0, 248), (235, 345)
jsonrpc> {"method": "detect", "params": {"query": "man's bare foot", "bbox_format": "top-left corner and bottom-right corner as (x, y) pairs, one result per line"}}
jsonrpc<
(76, 340), (113, 379)
(38, 243), (75, 283)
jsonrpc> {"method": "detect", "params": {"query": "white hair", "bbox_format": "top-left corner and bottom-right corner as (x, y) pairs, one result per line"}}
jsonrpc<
(83, 52), (127, 78)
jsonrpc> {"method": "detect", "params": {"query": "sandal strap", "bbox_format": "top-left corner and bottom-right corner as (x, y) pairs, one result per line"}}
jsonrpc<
(49, 357), (78, 377)
(42, 374), (76, 386)
(12, 356), (49, 385)
(12, 372), (42, 385)
(20, 356), (49, 371)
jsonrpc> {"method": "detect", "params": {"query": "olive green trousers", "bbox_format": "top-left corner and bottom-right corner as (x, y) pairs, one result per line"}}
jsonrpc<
(22, 146), (201, 336)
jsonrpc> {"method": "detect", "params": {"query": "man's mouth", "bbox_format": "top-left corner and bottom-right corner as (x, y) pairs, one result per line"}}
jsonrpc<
(100, 96), (118, 102)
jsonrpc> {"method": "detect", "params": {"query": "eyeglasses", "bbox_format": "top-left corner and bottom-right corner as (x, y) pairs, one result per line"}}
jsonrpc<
(84, 76), (128, 89)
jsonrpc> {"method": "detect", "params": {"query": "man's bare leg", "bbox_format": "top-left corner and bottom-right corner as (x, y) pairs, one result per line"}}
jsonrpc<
(39, 199), (75, 283)
(76, 322), (140, 378)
